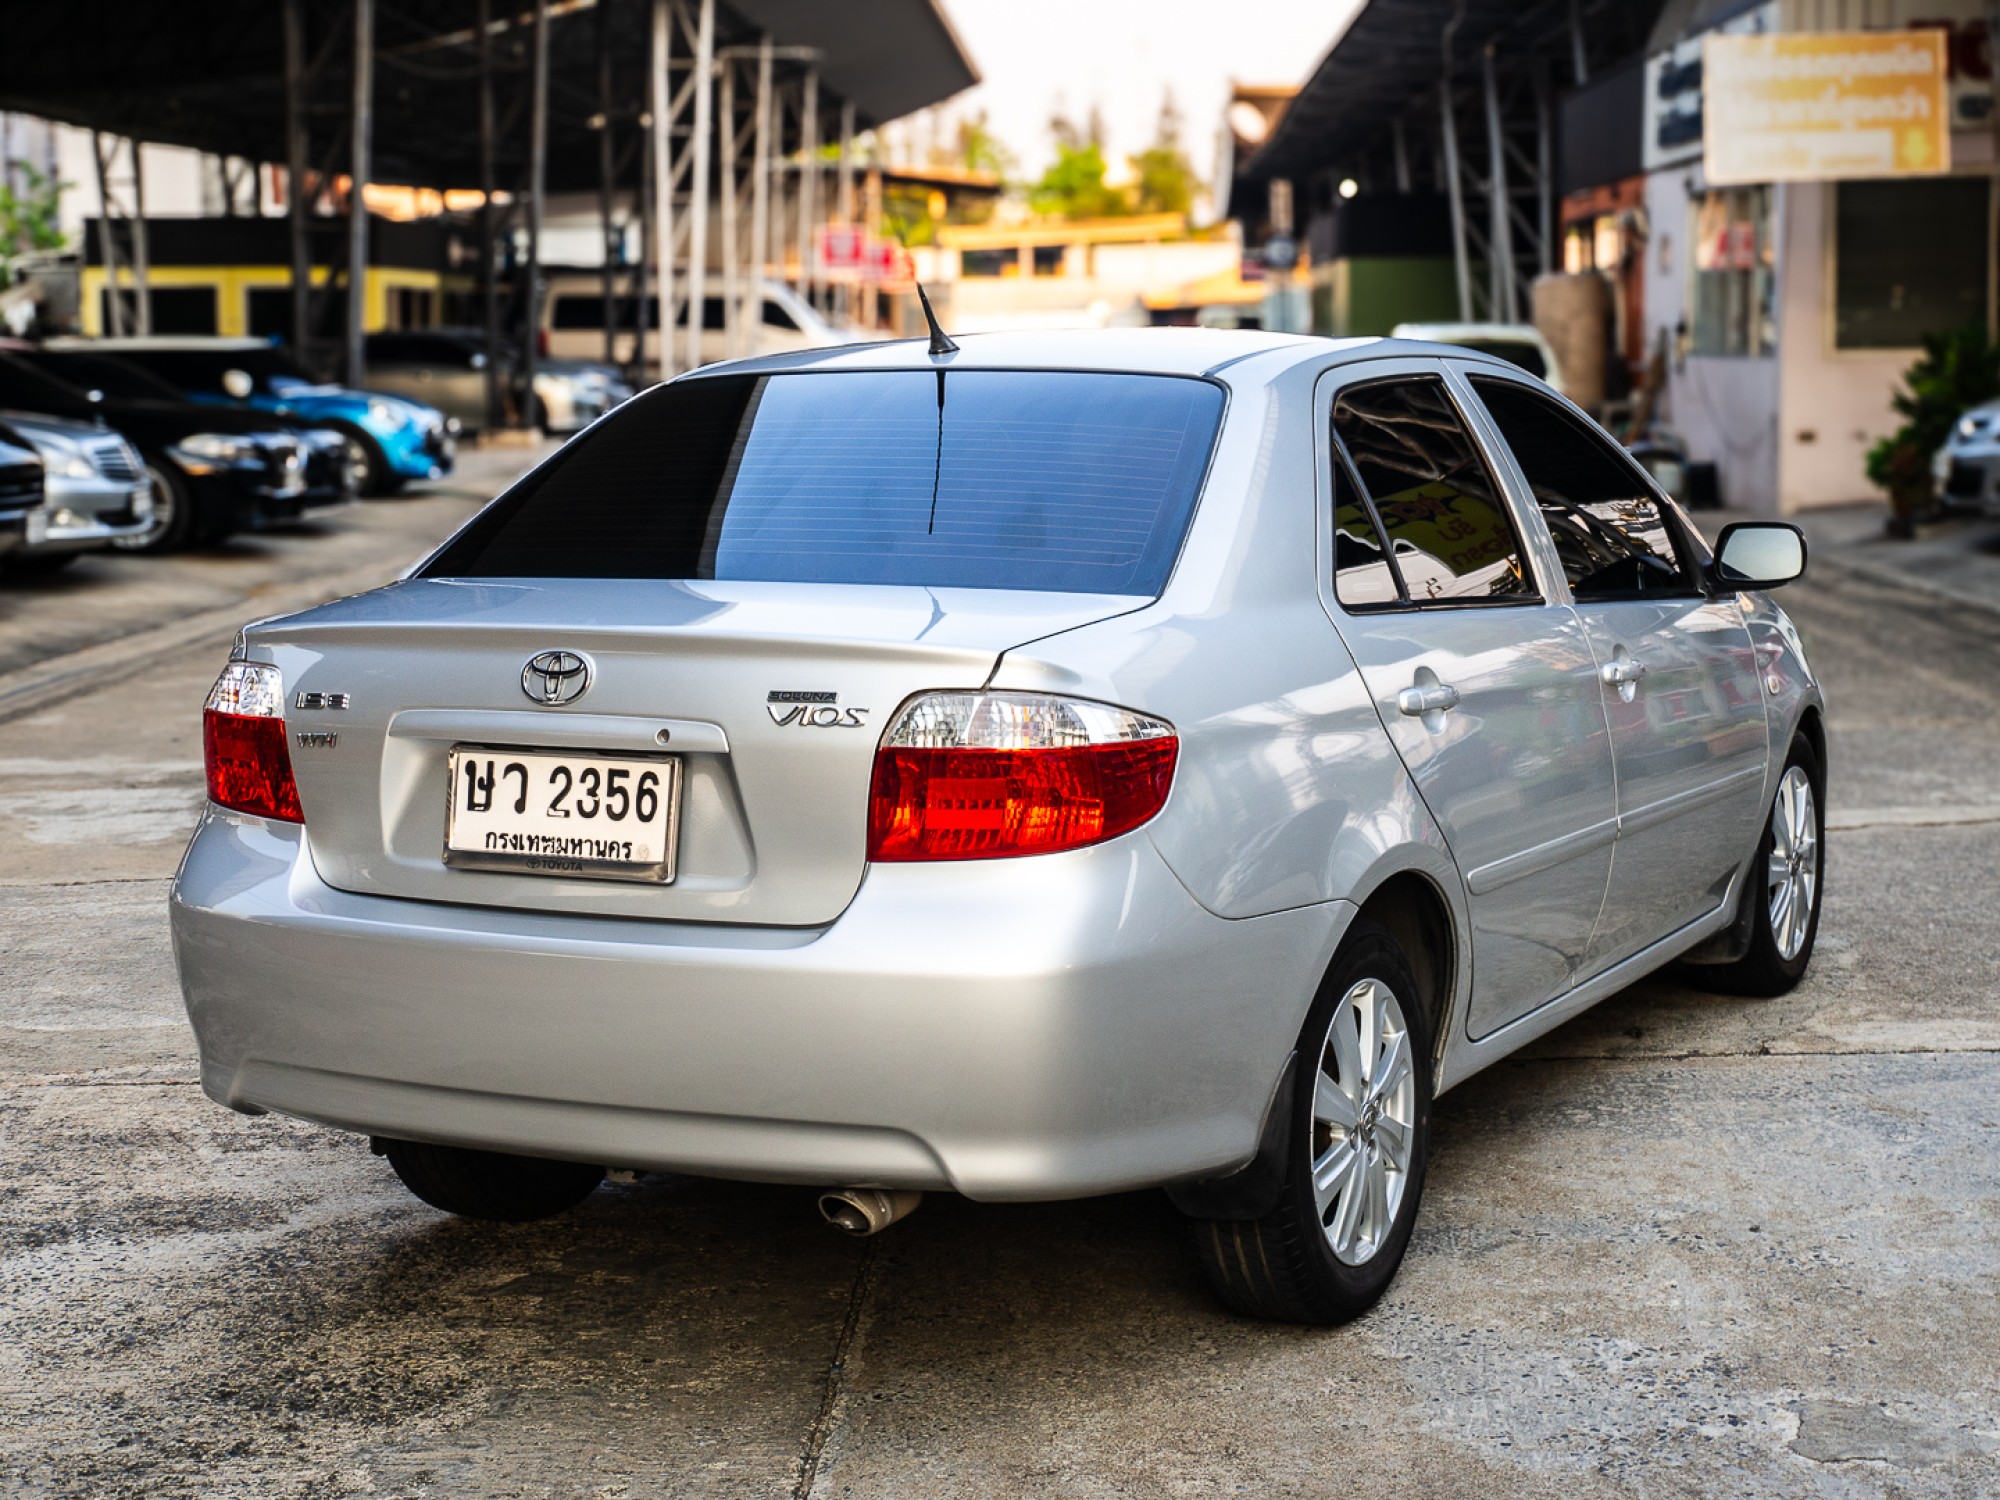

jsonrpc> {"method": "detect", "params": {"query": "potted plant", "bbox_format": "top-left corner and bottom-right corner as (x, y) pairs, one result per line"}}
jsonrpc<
(1866, 324), (2000, 539)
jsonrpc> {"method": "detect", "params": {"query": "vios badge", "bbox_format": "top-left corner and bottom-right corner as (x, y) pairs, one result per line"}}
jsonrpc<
(521, 650), (593, 706)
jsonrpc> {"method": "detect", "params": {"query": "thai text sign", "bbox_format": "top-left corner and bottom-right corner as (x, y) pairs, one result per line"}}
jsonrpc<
(1703, 30), (1950, 184)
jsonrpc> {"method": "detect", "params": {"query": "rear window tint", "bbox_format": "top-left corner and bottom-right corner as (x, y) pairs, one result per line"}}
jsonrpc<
(426, 370), (1224, 595)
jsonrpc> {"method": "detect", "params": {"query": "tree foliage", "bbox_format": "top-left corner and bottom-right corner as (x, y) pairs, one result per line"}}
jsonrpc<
(1864, 323), (2000, 497)
(0, 163), (69, 288)
(1030, 92), (1199, 222)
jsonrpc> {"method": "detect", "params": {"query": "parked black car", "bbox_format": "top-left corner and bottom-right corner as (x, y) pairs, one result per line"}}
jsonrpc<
(0, 421), (48, 560)
(0, 347), (347, 552)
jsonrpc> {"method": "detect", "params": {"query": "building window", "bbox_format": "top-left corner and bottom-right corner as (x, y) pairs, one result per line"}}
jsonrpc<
(960, 248), (1016, 278)
(1688, 186), (1773, 358)
(1032, 244), (1066, 276)
(1834, 177), (1992, 351)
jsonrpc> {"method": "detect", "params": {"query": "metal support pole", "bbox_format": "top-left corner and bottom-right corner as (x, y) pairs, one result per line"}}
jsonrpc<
(346, 0), (373, 387)
(635, 99), (653, 377)
(283, 0), (313, 356)
(1534, 64), (1554, 278)
(478, 0), (502, 428)
(748, 35), (772, 358)
(837, 100), (854, 323)
(1392, 118), (1412, 195)
(129, 138), (151, 335)
(685, 0), (714, 373)
(1439, 84), (1472, 322)
(650, 0), (672, 378)
(1569, 0), (1589, 86)
(798, 69), (819, 303)
(523, 0), (549, 425)
(90, 132), (124, 338)
(719, 57), (738, 358)
(1481, 44), (1517, 324)
(599, 0), (618, 365)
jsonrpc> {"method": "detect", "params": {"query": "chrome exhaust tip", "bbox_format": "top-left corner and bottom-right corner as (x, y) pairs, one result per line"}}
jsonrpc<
(818, 1187), (923, 1237)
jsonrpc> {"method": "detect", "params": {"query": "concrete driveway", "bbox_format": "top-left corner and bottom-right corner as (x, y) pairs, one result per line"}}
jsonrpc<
(4, 481), (1997, 1498)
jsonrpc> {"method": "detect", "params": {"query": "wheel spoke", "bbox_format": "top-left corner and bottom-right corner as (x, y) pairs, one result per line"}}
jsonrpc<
(1328, 1000), (1364, 1094)
(1374, 1111), (1411, 1170)
(1328, 1150), (1367, 1252)
(1314, 1070), (1359, 1132)
(1365, 1150), (1391, 1252)
(1312, 1138), (1360, 1218)
(1366, 1030), (1409, 1108)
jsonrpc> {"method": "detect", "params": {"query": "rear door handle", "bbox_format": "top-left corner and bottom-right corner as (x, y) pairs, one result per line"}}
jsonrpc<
(1397, 683), (1461, 716)
(1600, 660), (1647, 686)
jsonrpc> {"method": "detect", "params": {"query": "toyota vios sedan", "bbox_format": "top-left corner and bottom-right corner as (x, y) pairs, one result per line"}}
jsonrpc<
(171, 330), (1824, 1323)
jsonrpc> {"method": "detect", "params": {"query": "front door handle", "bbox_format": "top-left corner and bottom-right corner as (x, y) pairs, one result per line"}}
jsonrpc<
(1397, 683), (1461, 717)
(1600, 659), (1647, 687)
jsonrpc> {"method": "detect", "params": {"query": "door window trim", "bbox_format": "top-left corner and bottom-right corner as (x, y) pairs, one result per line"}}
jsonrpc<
(1316, 364), (1546, 615)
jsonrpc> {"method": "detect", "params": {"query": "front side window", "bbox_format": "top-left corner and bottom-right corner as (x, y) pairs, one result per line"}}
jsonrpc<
(426, 370), (1225, 596)
(1330, 376), (1535, 605)
(1471, 376), (1697, 599)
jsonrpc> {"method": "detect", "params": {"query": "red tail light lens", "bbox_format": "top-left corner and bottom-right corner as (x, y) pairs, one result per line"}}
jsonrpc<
(867, 692), (1178, 861)
(202, 661), (303, 823)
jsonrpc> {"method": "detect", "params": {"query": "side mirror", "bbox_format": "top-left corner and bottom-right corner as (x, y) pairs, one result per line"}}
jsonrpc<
(222, 369), (254, 400)
(1711, 522), (1806, 591)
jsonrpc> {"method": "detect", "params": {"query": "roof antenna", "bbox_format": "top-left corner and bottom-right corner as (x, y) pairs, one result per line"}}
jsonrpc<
(916, 283), (959, 357)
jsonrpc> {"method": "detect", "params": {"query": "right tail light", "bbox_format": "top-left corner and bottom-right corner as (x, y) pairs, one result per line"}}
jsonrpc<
(867, 692), (1177, 862)
(202, 661), (303, 823)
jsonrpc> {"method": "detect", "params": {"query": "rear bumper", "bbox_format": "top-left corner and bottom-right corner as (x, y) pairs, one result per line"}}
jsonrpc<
(170, 811), (1340, 1201)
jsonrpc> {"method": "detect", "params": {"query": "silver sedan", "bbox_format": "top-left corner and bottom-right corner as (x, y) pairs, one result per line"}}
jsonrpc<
(170, 329), (1824, 1323)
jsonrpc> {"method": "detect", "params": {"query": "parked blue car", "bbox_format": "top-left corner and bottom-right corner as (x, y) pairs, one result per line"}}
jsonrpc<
(55, 337), (456, 496)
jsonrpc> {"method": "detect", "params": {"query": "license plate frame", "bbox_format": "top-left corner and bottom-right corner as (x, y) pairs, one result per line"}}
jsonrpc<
(443, 744), (682, 885)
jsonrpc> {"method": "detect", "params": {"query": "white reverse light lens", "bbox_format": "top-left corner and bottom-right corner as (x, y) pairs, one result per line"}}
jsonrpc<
(204, 660), (285, 718)
(883, 691), (1174, 750)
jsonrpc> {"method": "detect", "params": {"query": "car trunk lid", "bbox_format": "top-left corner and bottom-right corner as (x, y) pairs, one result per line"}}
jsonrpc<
(252, 576), (1141, 926)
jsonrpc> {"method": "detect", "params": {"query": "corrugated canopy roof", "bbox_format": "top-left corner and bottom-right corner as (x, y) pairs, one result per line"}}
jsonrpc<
(1238, 0), (1662, 189)
(0, 0), (978, 192)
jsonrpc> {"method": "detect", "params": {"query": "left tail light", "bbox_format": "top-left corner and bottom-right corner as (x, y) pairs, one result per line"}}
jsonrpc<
(202, 661), (303, 823)
(867, 692), (1178, 862)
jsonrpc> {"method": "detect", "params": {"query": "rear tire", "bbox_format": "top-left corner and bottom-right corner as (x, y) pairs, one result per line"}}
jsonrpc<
(1699, 738), (1824, 997)
(1188, 918), (1433, 1324)
(379, 1138), (603, 1223)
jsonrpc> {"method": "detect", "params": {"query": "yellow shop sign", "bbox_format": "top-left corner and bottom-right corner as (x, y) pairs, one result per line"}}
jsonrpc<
(1703, 30), (1950, 185)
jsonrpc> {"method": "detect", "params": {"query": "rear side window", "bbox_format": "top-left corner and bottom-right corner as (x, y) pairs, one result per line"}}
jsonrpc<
(1331, 377), (1535, 604)
(1331, 461), (1400, 607)
(426, 370), (1225, 595)
(1470, 376), (1698, 599)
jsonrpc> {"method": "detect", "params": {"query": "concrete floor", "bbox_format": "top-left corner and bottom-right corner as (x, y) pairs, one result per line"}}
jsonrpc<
(3, 478), (1998, 1498)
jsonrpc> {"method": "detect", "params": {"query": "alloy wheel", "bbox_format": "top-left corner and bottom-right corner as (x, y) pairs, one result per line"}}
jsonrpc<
(111, 464), (176, 551)
(1767, 765), (1819, 961)
(1310, 976), (1417, 1265)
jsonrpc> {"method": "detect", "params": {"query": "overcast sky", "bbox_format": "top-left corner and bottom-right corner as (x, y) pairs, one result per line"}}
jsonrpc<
(912, 0), (1364, 192)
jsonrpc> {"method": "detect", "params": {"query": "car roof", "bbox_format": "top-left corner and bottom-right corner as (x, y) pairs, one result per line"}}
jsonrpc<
(679, 328), (1508, 380)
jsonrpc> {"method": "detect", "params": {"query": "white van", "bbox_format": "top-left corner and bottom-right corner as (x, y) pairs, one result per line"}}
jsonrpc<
(542, 275), (863, 366)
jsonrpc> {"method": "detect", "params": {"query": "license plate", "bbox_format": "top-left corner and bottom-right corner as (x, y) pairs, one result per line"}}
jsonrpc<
(444, 747), (681, 883)
(24, 509), (48, 546)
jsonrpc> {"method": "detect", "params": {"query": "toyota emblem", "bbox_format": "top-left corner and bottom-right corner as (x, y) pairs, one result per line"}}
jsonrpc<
(521, 650), (593, 706)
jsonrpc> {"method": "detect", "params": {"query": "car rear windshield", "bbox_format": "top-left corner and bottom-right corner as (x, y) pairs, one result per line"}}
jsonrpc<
(424, 370), (1225, 595)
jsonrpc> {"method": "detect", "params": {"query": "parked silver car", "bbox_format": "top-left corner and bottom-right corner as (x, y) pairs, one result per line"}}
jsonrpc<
(0, 408), (153, 570)
(1936, 397), (2000, 515)
(170, 330), (1823, 1323)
